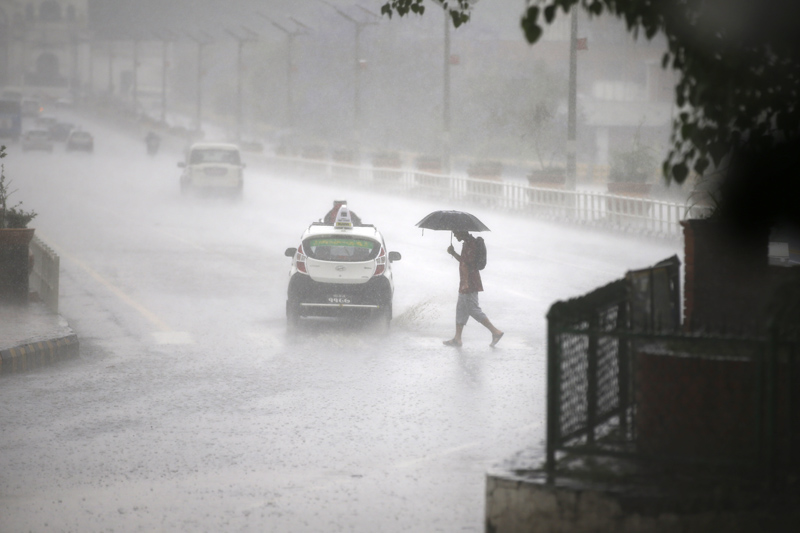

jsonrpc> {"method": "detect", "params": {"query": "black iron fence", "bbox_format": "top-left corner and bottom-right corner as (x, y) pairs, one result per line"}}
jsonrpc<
(545, 256), (799, 489)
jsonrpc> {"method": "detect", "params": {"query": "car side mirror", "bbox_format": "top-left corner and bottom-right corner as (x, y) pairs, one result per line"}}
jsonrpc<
(177, 162), (185, 168)
(285, 247), (297, 257)
(388, 251), (401, 262)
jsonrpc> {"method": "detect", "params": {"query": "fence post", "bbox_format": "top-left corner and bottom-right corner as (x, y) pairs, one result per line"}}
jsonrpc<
(617, 300), (630, 436)
(587, 313), (599, 445)
(765, 327), (778, 489)
(789, 341), (797, 479)
(545, 312), (561, 474)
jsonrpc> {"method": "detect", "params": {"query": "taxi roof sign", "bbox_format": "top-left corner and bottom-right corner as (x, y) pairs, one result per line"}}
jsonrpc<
(334, 205), (354, 230)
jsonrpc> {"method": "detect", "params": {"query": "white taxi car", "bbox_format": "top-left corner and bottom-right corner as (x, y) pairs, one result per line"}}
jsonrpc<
(284, 206), (401, 328)
(178, 142), (245, 197)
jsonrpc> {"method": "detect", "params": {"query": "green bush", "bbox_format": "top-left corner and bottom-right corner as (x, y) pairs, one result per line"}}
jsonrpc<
(0, 145), (37, 229)
(608, 130), (657, 184)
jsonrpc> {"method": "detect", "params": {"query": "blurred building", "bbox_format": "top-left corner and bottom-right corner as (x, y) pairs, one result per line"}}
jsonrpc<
(0, 0), (89, 98)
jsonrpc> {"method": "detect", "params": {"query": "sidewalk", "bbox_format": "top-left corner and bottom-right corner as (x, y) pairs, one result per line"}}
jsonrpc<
(0, 301), (78, 374)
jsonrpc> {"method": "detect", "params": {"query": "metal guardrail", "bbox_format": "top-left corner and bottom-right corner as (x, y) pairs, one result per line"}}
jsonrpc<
(544, 257), (799, 489)
(265, 155), (712, 239)
(29, 236), (59, 313)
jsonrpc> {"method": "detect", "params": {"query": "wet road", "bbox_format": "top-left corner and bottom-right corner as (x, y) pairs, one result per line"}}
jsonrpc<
(0, 110), (681, 531)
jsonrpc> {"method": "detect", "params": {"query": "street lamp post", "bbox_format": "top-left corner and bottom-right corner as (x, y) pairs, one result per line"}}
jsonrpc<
(154, 31), (177, 125)
(132, 36), (139, 111)
(70, 32), (79, 100)
(318, 0), (377, 145)
(225, 27), (258, 143)
(107, 40), (114, 95)
(261, 15), (309, 132)
(190, 32), (213, 134)
(87, 37), (94, 95)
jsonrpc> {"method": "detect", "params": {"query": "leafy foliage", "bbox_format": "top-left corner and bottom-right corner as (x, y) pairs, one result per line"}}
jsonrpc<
(382, 0), (800, 186)
(608, 126), (658, 183)
(459, 60), (566, 161)
(382, 1), (473, 27)
(0, 146), (37, 229)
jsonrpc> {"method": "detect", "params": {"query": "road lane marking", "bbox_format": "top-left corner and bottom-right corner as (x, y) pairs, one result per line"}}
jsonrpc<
(38, 231), (184, 338)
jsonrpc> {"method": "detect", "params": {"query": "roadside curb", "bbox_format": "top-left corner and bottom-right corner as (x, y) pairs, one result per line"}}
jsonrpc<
(0, 333), (80, 375)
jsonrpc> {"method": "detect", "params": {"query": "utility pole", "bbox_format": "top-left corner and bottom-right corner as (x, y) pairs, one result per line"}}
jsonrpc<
(566, 7), (578, 190)
(189, 32), (213, 134)
(225, 26), (258, 142)
(260, 14), (309, 132)
(443, 10), (451, 173)
(317, 0), (377, 145)
(437, 0), (477, 172)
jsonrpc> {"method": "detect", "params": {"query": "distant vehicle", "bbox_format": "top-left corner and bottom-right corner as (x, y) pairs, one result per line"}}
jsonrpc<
(21, 129), (53, 152)
(48, 121), (74, 142)
(35, 115), (57, 127)
(178, 142), (245, 197)
(0, 99), (22, 141)
(283, 205), (401, 329)
(21, 98), (42, 117)
(66, 130), (94, 152)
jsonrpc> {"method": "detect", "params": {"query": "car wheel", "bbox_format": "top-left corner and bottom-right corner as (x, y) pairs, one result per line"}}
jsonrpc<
(286, 298), (301, 330)
(373, 301), (392, 332)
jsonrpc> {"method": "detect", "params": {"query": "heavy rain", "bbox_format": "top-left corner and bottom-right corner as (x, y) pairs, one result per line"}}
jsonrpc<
(3, 1), (796, 532)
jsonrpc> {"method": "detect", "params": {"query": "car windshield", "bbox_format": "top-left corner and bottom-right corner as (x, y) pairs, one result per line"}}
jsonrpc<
(189, 149), (240, 165)
(303, 236), (380, 262)
(27, 131), (48, 139)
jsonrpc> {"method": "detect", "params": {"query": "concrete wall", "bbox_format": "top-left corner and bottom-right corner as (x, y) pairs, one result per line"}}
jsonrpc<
(485, 471), (800, 533)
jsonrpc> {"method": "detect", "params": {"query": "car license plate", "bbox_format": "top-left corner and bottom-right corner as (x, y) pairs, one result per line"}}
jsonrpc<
(327, 295), (351, 304)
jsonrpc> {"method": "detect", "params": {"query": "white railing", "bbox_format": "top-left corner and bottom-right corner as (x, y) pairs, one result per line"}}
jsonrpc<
(264, 155), (710, 239)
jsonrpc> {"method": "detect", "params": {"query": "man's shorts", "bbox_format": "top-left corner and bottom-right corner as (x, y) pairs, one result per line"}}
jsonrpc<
(456, 292), (487, 325)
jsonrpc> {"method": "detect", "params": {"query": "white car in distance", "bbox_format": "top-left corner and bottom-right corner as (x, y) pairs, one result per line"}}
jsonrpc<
(178, 142), (245, 197)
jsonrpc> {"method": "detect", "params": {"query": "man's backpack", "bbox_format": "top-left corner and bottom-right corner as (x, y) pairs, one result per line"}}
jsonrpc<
(475, 236), (487, 270)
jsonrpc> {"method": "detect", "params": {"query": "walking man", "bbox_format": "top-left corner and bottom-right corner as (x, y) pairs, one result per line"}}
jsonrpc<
(443, 231), (504, 347)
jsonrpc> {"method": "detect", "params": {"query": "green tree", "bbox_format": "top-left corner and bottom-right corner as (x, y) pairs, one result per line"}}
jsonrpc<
(457, 60), (565, 162)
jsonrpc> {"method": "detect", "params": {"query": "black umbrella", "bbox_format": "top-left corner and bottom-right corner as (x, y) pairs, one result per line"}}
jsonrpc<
(415, 210), (491, 232)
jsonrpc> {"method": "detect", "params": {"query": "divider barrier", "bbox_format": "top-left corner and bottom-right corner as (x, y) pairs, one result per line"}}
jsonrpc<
(29, 236), (59, 313)
(266, 155), (709, 240)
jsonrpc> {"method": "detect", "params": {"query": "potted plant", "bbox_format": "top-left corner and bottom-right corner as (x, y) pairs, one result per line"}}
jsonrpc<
(0, 145), (37, 303)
